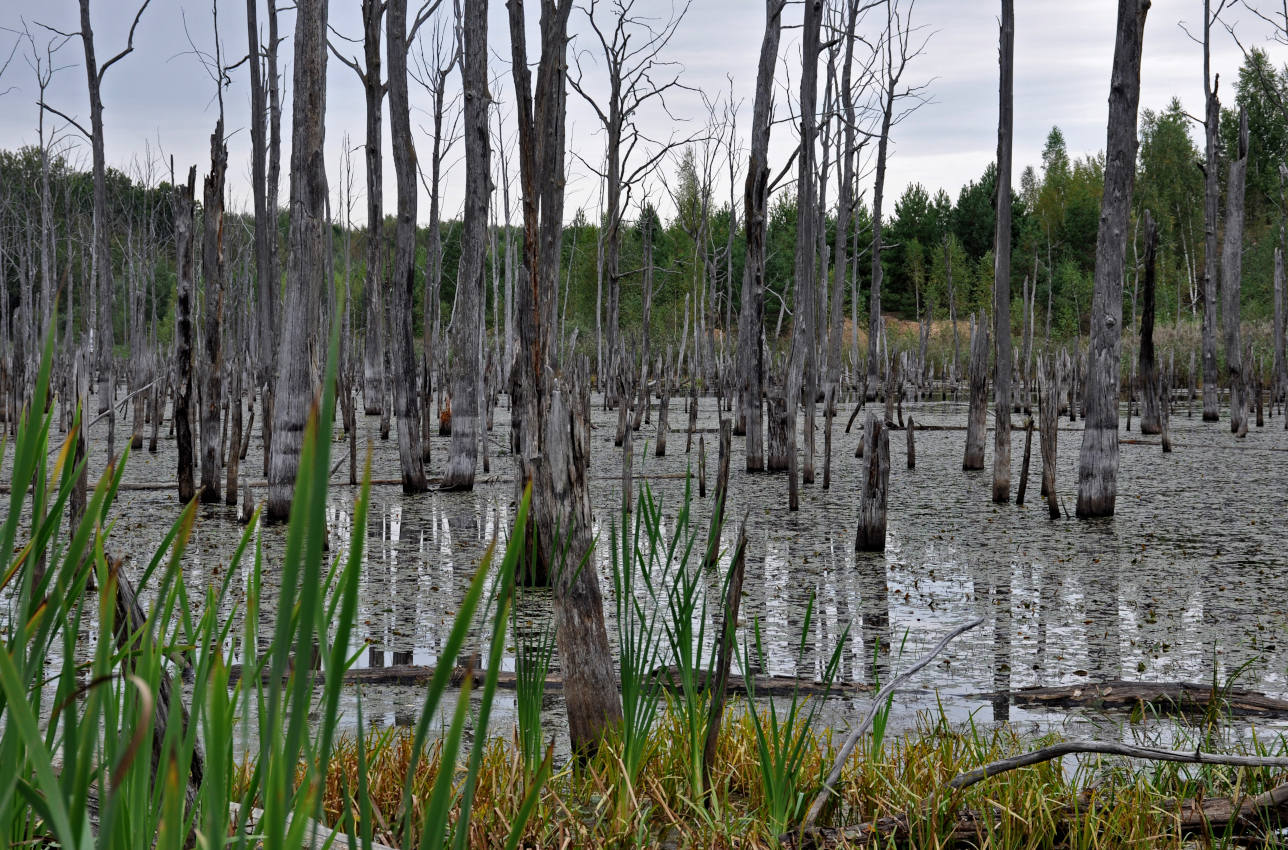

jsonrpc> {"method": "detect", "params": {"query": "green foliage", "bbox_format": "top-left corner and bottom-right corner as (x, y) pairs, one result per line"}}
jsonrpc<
(0, 327), (540, 849)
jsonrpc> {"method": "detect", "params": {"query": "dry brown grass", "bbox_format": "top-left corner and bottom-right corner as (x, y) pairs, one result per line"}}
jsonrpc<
(234, 700), (1288, 849)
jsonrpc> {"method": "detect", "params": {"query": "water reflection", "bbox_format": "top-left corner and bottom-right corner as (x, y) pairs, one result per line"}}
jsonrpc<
(25, 390), (1288, 744)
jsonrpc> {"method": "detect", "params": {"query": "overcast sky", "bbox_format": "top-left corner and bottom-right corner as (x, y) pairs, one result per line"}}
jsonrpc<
(1, 0), (1283, 224)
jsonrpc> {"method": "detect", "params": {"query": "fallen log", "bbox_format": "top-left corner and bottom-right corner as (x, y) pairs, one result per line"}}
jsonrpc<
(989, 679), (1288, 718)
(785, 739), (1288, 848)
(226, 660), (875, 698)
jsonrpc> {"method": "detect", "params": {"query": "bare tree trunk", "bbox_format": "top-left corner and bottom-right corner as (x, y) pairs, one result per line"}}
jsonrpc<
(992, 0), (1014, 503)
(174, 168), (197, 505)
(386, 0), (428, 492)
(79, 0), (149, 462)
(1075, 0), (1149, 518)
(1222, 109), (1249, 435)
(1274, 243), (1286, 405)
(964, 313), (988, 470)
(247, 0), (275, 407)
(268, 0), (329, 521)
(442, 0), (490, 490)
(1201, 0), (1222, 422)
(829, 0), (861, 393)
(737, 0), (784, 473)
(506, 0), (620, 756)
(262, 0), (282, 476)
(1139, 211), (1162, 434)
(855, 412), (889, 552)
(200, 121), (227, 503)
(786, 0), (822, 504)
(1040, 357), (1060, 519)
(349, 0), (386, 418)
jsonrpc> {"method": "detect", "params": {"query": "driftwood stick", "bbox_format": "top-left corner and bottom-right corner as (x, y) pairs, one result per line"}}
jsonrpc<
(803, 617), (984, 827)
(948, 741), (1288, 792)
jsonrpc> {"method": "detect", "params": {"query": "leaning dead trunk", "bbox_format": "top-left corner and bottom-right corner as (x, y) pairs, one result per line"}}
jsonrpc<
(1138, 210), (1161, 434)
(267, 0), (329, 521)
(963, 314), (988, 471)
(1075, 0), (1148, 518)
(174, 168), (197, 505)
(1222, 108), (1249, 436)
(441, 0), (490, 491)
(199, 120), (227, 504)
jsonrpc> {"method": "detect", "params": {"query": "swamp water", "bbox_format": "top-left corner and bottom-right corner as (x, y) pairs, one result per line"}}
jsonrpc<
(12, 390), (1288, 753)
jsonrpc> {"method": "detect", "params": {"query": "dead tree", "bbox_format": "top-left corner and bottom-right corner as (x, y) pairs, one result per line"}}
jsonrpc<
(331, 0), (387, 417)
(174, 168), (197, 505)
(411, 19), (459, 461)
(1275, 242), (1286, 405)
(1039, 357), (1060, 519)
(963, 313), (988, 470)
(386, 0), (430, 492)
(247, 0), (277, 454)
(442, 0), (490, 490)
(1075, 0), (1149, 519)
(827, 0), (873, 395)
(55, 0), (154, 462)
(1200, 0), (1227, 421)
(866, 0), (927, 398)
(199, 119), (228, 503)
(784, 0), (823, 505)
(569, 0), (689, 399)
(267, 0), (329, 521)
(992, 0), (1014, 503)
(506, 0), (621, 756)
(1138, 210), (1162, 434)
(736, 0), (785, 472)
(1222, 108), (1249, 435)
(855, 412), (889, 551)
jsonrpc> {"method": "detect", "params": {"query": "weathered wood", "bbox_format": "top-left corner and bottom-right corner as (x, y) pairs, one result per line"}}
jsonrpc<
(1015, 416), (1033, 505)
(1075, 0), (1148, 518)
(697, 433), (707, 497)
(737, 0), (785, 473)
(199, 119), (227, 504)
(655, 357), (671, 457)
(804, 618), (984, 828)
(621, 412), (633, 514)
(963, 314), (988, 470)
(1222, 108), (1249, 436)
(992, 0), (1014, 503)
(1000, 680), (1288, 717)
(228, 659), (872, 698)
(1039, 357), (1060, 519)
(905, 415), (915, 470)
(767, 391), (790, 471)
(702, 419), (732, 570)
(855, 412), (889, 552)
(268, 0), (329, 520)
(173, 169), (197, 505)
(441, 0), (489, 491)
(1275, 244), (1286, 406)
(1138, 210), (1161, 434)
(1201, 2), (1222, 422)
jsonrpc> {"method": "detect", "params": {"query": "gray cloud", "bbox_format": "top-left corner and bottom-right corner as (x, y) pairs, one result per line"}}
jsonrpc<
(0, 0), (1281, 223)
